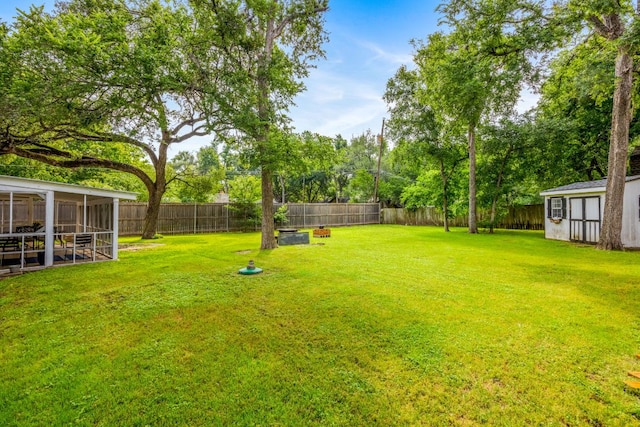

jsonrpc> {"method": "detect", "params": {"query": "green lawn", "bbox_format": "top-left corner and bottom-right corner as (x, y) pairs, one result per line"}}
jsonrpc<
(1, 225), (640, 425)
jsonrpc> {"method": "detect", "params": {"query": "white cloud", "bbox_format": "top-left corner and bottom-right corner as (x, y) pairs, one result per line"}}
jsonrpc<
(284, 35), (412, 139)
(517, 86), (540, 113)
(290, 69), (387, 137)
(357, 40), (414, 67)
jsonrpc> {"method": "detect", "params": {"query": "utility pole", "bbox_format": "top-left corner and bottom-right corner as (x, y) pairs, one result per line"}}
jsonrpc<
(373, 118), (385, 203)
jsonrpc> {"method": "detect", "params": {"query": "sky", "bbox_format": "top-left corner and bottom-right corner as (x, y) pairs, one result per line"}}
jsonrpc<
(289, 0), (440, 138)
(0, 1), (537, 154)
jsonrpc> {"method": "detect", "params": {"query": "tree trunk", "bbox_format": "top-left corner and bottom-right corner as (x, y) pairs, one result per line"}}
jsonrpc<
(279, 173), (286, 203)
(142, 133), (168, 239)
(489, 197), (497, 234)
(255, 17), (278, 250)
(442, 186), (450, 232)
(261, 167), (277, 249)
(597, 46), (633, 250)
(489, 159), (507, 235)
(142, 185), (163, 239)
(468, 123), (478, 233)
(440, 160), (450, 232)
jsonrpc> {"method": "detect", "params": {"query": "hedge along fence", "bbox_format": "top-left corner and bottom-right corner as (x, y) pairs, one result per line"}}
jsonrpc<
(381, 204), (545, 230)
(118, 202), (381, 236)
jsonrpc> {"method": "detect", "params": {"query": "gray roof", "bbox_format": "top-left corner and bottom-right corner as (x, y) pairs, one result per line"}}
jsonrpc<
(541, 175), (640, 196)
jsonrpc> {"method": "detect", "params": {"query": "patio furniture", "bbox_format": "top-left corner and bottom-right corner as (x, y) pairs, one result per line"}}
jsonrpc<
(0, 237), (21, 266)
(65, 234), (94, 260)
(53, 226), (65, 247)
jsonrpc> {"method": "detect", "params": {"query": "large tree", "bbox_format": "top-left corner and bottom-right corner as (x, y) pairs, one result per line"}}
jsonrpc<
(584, 1), (640, 250)
(282, 132), (337, 203)
(477, 117), (534, 232)
(0, 0), (228, 238)
(413, 31), (523, 233)
(533, 38), (619, 186)
(385, 65), (466, 231)
(196, 0), (328, 249)
(168, 146), (224, 203)
(438, 0), (638, 248)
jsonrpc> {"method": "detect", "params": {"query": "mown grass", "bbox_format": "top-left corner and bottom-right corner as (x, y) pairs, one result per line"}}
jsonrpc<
(1, 225), (640, 426)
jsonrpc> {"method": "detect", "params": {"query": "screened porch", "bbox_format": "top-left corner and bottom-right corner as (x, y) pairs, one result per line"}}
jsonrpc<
(0, 176), (137, 273)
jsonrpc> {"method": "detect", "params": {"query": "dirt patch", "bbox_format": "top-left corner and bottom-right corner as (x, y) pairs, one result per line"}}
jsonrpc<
(119, 243), (164, 251)
(235, 250), (252, 255)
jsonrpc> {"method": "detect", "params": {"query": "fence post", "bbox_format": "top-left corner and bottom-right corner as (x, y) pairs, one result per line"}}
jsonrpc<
(346, 204), (349, 226)
(193, 203), (197, 234)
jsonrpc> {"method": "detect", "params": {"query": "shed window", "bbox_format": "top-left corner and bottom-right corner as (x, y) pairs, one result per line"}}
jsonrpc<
(547, 197), (566, 220)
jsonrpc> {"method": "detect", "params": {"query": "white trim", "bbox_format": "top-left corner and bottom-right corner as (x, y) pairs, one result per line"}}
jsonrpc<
(112, 199), (119, 260)
(83, 194), (87, 233)
(550, 197), (563, 219)
(540, 187), (606, 197)
(45, 191), (54, 266)
(9, 192), (13, 233)
(0, 175), (137, 200)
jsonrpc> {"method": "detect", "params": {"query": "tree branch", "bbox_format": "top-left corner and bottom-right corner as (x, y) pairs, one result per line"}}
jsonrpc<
(171, 115), (206, 137)
(173, 125), (209, 143)
(273, 5), (328, 39)
(58, 128), (159, 165)
(589, 14), (624, 39)
(0, 144), (154, 191)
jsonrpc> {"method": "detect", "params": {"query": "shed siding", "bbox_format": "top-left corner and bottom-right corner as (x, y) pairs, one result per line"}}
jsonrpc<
(622, 179), (640, 248)
(544, 191), (605, 243)
(544, 211), (570, 241)
(543, 180), (640, 248)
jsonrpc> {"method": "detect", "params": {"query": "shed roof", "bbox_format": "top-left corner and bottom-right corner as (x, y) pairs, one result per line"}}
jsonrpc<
(0, 175), (138, 202)
(540, 175), (640, 196)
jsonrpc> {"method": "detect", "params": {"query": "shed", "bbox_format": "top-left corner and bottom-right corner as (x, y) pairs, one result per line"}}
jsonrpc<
(0, 175), (137, 272)
(540, 175), (640, 248)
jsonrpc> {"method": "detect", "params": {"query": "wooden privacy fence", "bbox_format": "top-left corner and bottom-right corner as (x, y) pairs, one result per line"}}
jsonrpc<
(381, 204), (545, 230)
(118, 202), (381, 236)
(285, 203), (380, 229)
(2, 199), (544, 232)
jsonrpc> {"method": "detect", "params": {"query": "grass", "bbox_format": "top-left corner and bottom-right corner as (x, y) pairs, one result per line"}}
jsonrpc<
(1, 225), (640, 426)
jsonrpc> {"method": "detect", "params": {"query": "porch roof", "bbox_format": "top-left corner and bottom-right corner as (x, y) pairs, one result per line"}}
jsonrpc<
(0, 175), (138, 202)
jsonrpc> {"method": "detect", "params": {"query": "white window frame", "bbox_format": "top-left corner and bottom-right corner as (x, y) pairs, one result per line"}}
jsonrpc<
(551, 197), (563, 219)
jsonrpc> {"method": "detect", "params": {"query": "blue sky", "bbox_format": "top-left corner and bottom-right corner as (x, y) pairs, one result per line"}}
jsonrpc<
(1, 1), (536, 154)
(291, 1), (441, 139)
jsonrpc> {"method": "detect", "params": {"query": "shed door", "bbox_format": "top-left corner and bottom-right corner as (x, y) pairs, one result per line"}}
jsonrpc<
(569, 196), (601, 243)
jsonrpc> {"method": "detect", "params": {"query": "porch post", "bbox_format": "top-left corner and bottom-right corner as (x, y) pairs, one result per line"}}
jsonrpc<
(9, 192), (13, 232)
(83, 194), (87, 232)
(44, 190), (54, 266)
(112, 198), (119, 260)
